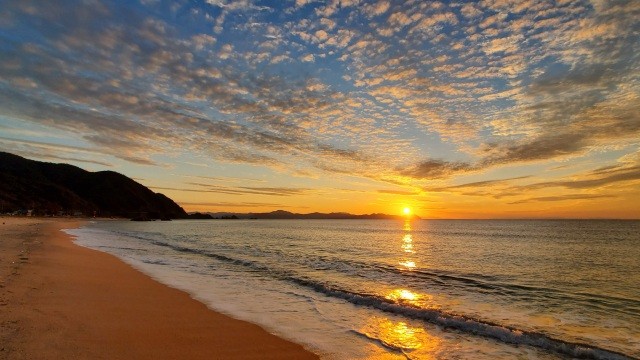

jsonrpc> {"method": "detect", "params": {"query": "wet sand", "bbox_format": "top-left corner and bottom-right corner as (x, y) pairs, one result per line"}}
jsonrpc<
(0, 217), (319, 359)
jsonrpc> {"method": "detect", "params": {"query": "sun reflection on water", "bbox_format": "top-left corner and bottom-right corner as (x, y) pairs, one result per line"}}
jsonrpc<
(402, 234), (414, 253)
(359, 318), (440, 358)
(356, 218), (442, 358)
(399, 260), (416, 269)
(386, 288), (419, 303)
(399, 219), (417, 270)
(385, 288), (434, 309)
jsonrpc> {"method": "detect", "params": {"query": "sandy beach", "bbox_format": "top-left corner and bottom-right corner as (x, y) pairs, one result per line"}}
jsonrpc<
(0, 217), (318, 359)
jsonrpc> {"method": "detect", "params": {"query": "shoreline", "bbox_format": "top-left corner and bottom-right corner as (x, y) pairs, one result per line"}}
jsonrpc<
(0, 217), (319, 359)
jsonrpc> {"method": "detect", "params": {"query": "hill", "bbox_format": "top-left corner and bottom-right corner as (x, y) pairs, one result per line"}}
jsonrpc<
(0, 152), (187, 219)
(203, 210), (419, 220)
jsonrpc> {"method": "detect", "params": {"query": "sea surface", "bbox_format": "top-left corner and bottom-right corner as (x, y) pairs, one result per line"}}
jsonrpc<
(66, 219), (640, 359)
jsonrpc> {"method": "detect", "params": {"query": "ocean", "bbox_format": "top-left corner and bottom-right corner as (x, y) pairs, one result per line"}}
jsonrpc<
(66, 219), (640, 359)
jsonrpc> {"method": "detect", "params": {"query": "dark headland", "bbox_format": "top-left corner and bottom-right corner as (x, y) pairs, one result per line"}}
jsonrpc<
(0, 152), (187, 219)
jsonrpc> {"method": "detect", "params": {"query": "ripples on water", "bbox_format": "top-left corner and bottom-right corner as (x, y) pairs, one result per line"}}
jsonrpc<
(68, 219), (640, 359)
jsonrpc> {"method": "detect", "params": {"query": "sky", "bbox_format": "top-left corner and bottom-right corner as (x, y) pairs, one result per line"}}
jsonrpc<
(0, 0), (639, 218)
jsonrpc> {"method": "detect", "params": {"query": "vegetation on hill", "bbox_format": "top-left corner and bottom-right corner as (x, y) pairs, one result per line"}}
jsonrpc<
(0, 152), (187, 219)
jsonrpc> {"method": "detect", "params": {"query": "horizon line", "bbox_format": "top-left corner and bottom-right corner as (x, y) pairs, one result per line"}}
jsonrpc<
(185, 210), (639, 221)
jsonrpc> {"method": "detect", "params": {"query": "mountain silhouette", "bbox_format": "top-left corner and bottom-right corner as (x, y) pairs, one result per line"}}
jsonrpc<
(0, 152), (187, 219)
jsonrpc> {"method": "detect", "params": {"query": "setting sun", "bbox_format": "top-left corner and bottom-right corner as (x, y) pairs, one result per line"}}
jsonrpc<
(403, 207), (411, 216)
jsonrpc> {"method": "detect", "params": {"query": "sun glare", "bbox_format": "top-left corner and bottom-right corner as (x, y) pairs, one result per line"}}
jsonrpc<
(403, 207), (411, 215)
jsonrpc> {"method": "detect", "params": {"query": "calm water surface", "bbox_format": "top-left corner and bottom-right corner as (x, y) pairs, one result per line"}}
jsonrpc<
(67, 219), (640, 359)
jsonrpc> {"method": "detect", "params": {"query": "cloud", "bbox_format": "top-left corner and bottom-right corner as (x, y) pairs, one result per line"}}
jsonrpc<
(0, 0), (638, 202)
(518, 165), (640, 191)
(179, 201), (302, 209)
(1, 2), (390, 178)
(184, 174), (267, 184)
(363, 0), (390, 17)
(301, 53), (315, 62)
(483, 35), (522, 55)
(295, 0), (313, 8)
(153, 184), (312, 197)
(480, 133), (589, 165)
(399, 159), (474, 180)
(314, 29), (329, 42)
(0, 148), (113, 167)
(387, 11), (414, 28)
(0, 135), (151, 165)
(480, 85), (640, 166)
(410, 11), (458, 34)
(428, 176), (531, 192)
(460, 3), (482, 19)
(377, 189), (419, 196)
(508, 194), (615, 205)
(205, 0), (271, 11)
(239, 186), (311, 195)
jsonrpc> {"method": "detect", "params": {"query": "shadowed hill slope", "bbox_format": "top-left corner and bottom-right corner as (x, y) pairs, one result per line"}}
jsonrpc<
(0, 152), (187, 219)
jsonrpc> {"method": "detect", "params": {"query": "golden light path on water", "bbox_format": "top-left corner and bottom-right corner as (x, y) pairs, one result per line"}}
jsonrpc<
(386, 289), (423, 305)
(399, 220), (417, 270)
(359, 317), (441, 359)
(356, 218), (443, 359)
(402, 234), (414, 254)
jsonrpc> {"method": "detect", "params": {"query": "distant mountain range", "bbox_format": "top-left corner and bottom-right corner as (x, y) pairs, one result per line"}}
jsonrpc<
(0, 152), (187, 219)
(203, 209), (420, 220)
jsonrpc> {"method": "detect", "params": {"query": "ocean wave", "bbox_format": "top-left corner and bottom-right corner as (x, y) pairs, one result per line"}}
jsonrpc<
(268, 249), (640, 320)
(348, 329), (413, 359)
(371, 264), (640, 318)
(142, 237), (635, 360)
(287, 278), (635, 360)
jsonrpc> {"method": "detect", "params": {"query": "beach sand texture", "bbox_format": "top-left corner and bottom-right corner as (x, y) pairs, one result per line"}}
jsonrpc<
(0, 218), (318, 359)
